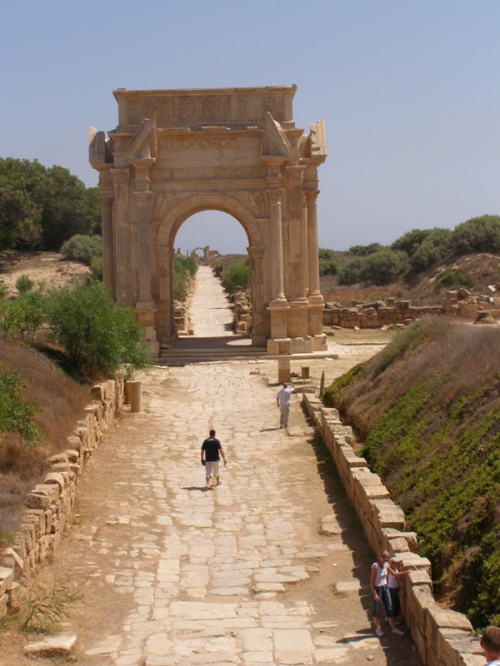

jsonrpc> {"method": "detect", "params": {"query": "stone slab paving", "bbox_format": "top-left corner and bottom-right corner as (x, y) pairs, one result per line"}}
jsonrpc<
(38, 358), (421, 666)
(188, 265), (235, 336)
(14, 270), (421, 665)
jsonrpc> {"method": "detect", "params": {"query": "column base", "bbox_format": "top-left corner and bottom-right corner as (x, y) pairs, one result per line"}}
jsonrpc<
(313, 333), (327, 351)
(267, 338), (292, 355)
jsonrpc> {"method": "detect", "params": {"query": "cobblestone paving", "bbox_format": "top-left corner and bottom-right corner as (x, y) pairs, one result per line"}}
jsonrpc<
(21, 270), (421, 665)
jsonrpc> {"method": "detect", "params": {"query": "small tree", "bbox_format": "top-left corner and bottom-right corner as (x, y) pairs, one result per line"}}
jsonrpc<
(46, 281), (152, 377)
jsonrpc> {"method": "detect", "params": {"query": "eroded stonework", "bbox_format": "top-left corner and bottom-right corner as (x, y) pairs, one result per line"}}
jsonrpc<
(89, 85), (327, 354)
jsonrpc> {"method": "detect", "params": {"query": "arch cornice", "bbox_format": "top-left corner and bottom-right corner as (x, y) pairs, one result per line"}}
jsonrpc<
(156, 192), (261, 248)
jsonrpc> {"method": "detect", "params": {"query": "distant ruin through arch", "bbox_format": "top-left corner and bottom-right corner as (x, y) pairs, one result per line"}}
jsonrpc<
(89, 85), (327, 355)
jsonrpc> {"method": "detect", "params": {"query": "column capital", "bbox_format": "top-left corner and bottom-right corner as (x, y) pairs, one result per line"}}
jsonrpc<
(135, 191), (152, 206)
(285, 164), (307, 182)
(110, 168), (130, 186)
(266, 188), (283, 205)
(304, 189), (320, 203)
(248, 244), (266, 258)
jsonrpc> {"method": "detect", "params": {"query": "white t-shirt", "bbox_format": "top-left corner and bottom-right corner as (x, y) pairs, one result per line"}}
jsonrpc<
(372, 562), (388, 587)
(277, 387), (294, 406)
(388, 569), (400, 589)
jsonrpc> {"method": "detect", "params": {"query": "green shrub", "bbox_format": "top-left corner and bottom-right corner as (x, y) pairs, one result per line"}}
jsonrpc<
(15, 274), (34, 294)
(434, 267), (477, 291)
(221, 260), (251, 293)
(60, 234), (102, 266)
(0, 366), (41, 448)
(90, 256), (103, 281)
(46, 281), (152, 377)
(451, 215), (500, 256)
(338, 257), (364, 285)
(359, 249), (409, 286)
(349, 242), (385, 257)
(173, 256), (198, 301)
(319, 248), (339, 276)
(0, 291), (46, 342)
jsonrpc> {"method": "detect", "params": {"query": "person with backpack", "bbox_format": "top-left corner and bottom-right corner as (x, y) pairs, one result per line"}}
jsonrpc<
(201, 429), (227, 490)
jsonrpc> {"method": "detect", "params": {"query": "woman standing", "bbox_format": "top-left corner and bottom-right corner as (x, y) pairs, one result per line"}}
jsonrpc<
(370, 550), (405, 637)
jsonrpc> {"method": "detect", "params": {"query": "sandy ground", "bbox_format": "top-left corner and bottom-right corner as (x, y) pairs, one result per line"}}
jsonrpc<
(0, 251), (91, 297)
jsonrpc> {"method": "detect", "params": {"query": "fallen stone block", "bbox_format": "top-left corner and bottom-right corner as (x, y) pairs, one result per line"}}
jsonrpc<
(23, 635), (77, 657)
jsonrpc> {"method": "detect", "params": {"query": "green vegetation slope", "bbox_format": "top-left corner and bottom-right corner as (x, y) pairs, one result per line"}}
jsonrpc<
(323, 319), (500, 628)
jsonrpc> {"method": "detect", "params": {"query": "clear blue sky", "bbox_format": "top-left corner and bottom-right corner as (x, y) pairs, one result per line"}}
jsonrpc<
(1, 1), (499, 254)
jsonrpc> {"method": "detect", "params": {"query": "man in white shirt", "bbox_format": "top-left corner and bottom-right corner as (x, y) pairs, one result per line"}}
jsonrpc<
(276, 382), (295, 429)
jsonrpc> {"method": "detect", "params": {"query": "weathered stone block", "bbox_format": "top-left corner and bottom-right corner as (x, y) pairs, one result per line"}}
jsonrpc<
(44, 472), (67, 493)
(0, 566), (14, 596)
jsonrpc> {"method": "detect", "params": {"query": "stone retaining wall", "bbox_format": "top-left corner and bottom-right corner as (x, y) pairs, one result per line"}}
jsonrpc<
(303, 393), (483, 666)
(323, 290), (500, 329)
(0, 376), (124, 618)
(323, 301), (443, 328)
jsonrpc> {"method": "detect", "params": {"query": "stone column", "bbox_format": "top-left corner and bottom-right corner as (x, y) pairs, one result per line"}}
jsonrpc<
(305, 189), (326, 350)
(285, 165), (309, 348)
(110, 168), (131, 303)
(135, 191), (154, 306)
(305, 189), (323, 303)
(156, 245), (175, 341)
(248, 244), (266, 345)
(267, 188), (286, 304)
(99, 193), (114, 295)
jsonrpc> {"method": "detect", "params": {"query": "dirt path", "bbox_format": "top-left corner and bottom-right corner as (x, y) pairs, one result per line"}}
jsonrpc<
(1, 271), (421, 665)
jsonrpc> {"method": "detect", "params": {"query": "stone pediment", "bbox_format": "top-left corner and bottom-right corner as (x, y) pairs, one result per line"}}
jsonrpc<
(88, 127), (113, 166)
(262, 112), (291, 157)
(127, 118), (157, 160)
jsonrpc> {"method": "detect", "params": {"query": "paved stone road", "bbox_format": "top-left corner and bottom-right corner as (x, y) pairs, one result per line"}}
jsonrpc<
(189, 265), (234, 336)
(16, 270), (421, 665)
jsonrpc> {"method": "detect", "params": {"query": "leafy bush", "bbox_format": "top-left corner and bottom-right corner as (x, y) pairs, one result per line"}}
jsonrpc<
(338, 257), (365, 285)
(46, 281), (152, 377)
(61, 234), (102, 266)
(0, 366), (41, 448)
(90, 256), (103, 281)
(359, 249), (409, 285)
(173, 256), (198, 301)
(434, 267), (477, 291)
(391, 229), (432, 257)
(15, 274), (34, 294)
(0, 291), (46, 342)
(349, 242), (384, 256)
(407, 228), (453, 274)
(319, 248), (339, 276)
(221, 260), (251, 293)
(451, 215), (500, 256)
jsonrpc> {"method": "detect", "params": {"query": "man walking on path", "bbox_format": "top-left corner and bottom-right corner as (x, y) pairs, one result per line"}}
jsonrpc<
(276, 382), (295, 429)
(201, 429), (226, 489)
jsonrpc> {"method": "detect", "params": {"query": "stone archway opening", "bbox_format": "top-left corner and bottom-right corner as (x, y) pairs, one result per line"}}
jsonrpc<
(174, 210), (251, 338)
(89, 85), (328, 357)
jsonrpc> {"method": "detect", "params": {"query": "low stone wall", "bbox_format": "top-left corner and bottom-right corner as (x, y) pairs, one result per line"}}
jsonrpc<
(0, 376), (124, 618)
(323, 300), (443, 329)
(303, 394), (483, 666)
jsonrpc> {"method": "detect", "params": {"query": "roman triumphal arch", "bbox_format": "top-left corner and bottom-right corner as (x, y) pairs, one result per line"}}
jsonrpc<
(89, 85), (327, 355)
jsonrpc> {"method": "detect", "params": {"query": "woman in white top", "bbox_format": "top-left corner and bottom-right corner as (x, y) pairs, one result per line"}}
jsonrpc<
(370, 550), (405, 637)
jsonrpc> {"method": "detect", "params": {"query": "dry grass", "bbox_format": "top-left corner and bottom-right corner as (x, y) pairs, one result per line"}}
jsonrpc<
(0, 339), (92, 543)
(327, 318), (500, 439)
